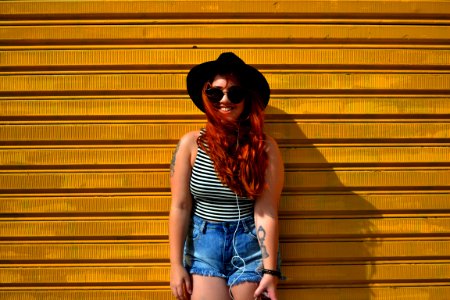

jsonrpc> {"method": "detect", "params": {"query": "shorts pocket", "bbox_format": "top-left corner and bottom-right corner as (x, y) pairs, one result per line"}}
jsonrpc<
(184, 223), (201, 263)
(246, 222), (258, 240)
(190, 221), (202, 241)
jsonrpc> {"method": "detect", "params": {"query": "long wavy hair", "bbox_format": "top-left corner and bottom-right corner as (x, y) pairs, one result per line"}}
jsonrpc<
(198, 73), (268, 199)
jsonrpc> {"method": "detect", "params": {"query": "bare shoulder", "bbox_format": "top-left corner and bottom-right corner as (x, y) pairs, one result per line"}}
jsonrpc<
(170, 130), (199, 176)
(264, 134), (281, 157)
(178, 130), (200, 150)
(264, 134), (284, 173)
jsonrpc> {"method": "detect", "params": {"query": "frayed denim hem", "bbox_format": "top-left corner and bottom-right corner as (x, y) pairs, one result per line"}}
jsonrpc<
(188, 267), (227, 279)
(228, 272), (262, 287)
(228, 278), (261, 287)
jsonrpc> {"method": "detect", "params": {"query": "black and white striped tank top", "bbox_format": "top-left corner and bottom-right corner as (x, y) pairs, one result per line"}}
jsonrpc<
(190, 147), (254, 221)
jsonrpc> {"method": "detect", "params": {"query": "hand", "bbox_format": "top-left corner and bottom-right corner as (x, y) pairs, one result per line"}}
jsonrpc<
(254, 274), (278, 300)
(170, 264), (192, 300)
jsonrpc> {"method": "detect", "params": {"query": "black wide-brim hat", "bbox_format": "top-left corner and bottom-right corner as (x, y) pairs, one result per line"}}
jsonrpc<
(187, 52), (270, 112)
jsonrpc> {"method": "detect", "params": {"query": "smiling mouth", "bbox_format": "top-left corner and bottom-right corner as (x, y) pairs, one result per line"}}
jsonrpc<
(220, 106), (233, 112)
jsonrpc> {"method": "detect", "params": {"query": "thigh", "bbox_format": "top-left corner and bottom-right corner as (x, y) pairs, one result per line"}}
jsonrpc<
(191, 275), (231, 300)
(230, 281), (259, 300)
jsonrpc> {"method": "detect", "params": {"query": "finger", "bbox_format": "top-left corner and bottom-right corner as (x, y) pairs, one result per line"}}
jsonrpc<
(176, 285), (184, 300)
(185, 277), (192, 294)
(171, 285), (180, 300)
(170, 287), (177, 299)
(253, 284), (264, 298)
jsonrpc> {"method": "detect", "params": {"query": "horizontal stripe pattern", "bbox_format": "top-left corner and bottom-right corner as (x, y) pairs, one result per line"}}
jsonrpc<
(190, 147), (254, 221)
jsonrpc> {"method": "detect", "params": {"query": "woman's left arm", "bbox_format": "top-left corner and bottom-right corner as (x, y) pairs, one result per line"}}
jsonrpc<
(253, 135), (284, 300)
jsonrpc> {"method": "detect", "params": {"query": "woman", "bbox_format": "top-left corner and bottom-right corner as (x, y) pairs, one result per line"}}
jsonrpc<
(169, 52), (284, 300)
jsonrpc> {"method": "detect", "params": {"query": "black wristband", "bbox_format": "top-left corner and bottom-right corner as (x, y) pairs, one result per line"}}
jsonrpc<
(261, 268), (282, 278)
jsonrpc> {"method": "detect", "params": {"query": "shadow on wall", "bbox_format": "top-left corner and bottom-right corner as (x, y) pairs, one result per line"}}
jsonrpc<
(267, 105), (381, 299)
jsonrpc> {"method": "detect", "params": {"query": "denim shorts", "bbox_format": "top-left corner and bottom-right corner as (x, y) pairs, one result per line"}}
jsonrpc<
(184, 214), (263, 286)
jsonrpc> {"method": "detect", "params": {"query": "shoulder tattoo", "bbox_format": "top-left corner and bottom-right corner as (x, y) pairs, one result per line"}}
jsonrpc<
(170, 142), (181, 177)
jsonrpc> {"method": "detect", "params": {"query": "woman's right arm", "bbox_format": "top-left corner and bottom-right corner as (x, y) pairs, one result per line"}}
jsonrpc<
(169, 131), (197, 300)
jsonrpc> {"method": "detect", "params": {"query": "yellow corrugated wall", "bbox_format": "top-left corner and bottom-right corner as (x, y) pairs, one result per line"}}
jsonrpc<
(1, 0), (450, 299)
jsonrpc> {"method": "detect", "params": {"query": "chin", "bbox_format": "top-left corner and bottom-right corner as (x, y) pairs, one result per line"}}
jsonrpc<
(222, 118), (237, 124)
(218, 115), (239, 125)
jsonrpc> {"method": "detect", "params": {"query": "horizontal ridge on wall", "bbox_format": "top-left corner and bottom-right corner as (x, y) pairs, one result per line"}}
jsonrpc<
(1, 263), (450, 286)
(1, 288), (450, 300)
(2, 146), (450, 167)
(1, 73), (450, 96)
(1, 49), (450, 70)
(1, 24), (449, 47)
(2, 239), (450, 263)
(1, 122), (449, 143)
(2, 217), (450, 239)
(2, 192), (450, 216)
(1, 0), (450, 23)
(0, 169), (449, 192)
(1, 97), (450, 118)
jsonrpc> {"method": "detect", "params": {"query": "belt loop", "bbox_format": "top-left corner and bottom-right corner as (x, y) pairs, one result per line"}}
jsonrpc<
(200, 220), (207, 234)
(242, 218), (250, 232)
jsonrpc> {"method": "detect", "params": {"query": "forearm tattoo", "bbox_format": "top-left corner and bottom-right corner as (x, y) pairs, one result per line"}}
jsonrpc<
(257, 225), (269, 259)
(170, 142), (180, 177)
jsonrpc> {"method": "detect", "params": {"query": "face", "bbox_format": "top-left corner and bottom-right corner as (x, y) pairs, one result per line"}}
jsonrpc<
(208, 75), (245, 123)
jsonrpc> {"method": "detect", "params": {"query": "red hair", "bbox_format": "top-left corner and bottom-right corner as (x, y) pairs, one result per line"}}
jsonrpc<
(198, 74), (268, 199)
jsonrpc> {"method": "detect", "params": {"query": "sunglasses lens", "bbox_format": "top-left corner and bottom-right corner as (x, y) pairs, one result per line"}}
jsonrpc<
(205, 88), (224, 103)
(227, 87), (246, 104)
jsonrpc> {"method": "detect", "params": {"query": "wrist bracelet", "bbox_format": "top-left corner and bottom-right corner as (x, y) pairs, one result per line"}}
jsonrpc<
(261, 268), (282, 278)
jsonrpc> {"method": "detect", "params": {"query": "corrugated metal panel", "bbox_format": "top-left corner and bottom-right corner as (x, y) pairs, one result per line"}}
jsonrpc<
(0, 0), (449, 299)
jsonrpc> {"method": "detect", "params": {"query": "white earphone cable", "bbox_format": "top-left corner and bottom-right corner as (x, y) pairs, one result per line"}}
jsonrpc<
(229, 125), (246, 299)
(229, 193), (245, 300)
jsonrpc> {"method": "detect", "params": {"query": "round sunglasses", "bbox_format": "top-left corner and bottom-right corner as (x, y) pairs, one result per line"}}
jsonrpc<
(205, 85), (247, 104)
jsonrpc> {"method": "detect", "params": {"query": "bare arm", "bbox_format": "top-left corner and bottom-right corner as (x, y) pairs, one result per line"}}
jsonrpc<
(169, 131), (197, 299)
(254, 135), (284, 300)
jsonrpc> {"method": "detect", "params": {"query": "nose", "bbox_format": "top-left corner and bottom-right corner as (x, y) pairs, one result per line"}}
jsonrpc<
(219, 91), (231, 103)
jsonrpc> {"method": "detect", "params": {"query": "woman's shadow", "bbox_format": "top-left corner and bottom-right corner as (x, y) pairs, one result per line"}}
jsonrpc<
(266, 106), (381, 299)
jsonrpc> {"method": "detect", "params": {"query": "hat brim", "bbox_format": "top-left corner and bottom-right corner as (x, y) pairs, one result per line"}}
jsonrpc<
(187, 55), (270, 112)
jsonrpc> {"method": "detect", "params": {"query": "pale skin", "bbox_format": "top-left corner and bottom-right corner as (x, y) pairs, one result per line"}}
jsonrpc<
(169, 75), (284, 300)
